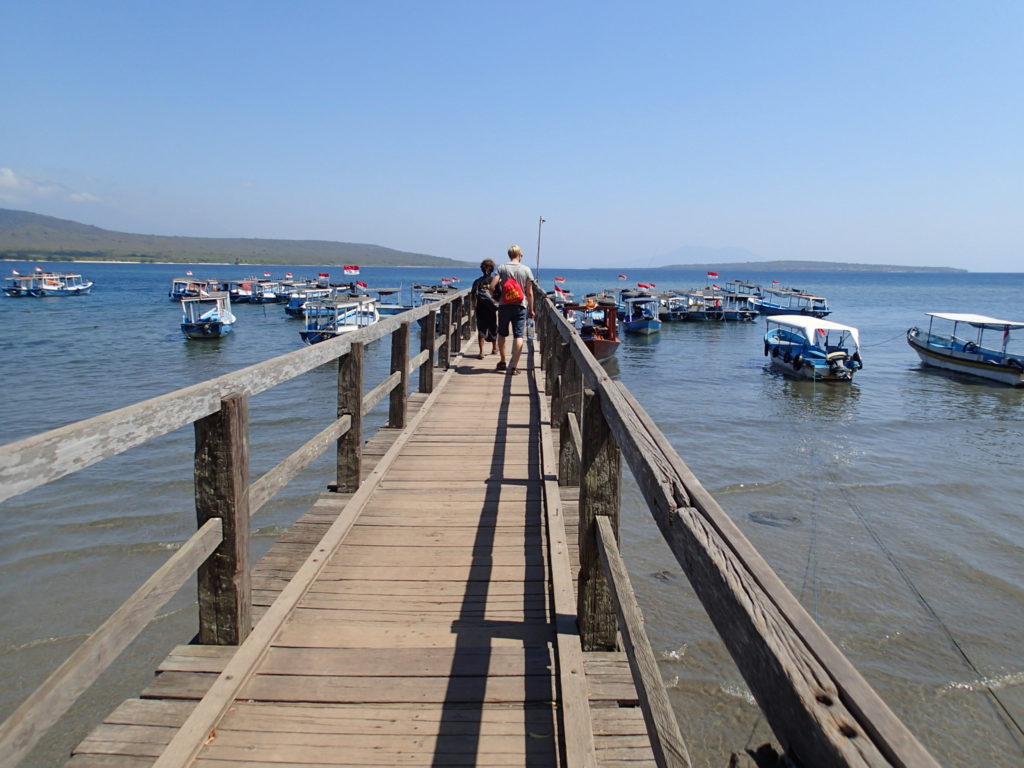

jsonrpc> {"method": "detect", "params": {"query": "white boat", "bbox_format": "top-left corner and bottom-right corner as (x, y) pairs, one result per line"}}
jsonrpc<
(300, 297), (380, 344)
(34, 272), (93, 296)
(907, 313), (1024, 386)
(180, 292), (236, 339)
(764, 315), (862, 381)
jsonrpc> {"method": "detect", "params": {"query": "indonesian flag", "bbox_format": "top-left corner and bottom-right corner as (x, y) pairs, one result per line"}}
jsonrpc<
(817, 328), (827, 336)
(617, 273), (628, 280)
(712, 284), (721, 290)
(356, 280), (368, 288)
(284, 272), (293, 278)
(441, 277), (451, 283)
(707, 271), (718, 278)
(11, 269), (18, 275)
(450, 277), (461, 283)
(554, 276), (566, 283)
(649, 283), (657, 288)
(771, 280), (780, 284)
(185, 270), (193, 276)
(637, 282), (652, 289)
(554, 283), (567, 295)
(263, 272), (271, 277)
(318, 273), (330, 278)
(34, 266), (43, 272)
(343, 265), (360, 275)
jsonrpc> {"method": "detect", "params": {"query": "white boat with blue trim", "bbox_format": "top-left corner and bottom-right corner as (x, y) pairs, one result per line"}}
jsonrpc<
(764, 315), (862, 382)
(907, 312), (1024, 387)
(180, 292), (236, 340)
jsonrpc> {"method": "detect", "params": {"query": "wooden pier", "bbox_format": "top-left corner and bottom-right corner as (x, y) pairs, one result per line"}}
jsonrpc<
(0, 285), (941, 768)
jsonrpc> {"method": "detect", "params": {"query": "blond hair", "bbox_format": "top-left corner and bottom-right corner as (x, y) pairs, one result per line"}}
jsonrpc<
(507, 245), (523, 260)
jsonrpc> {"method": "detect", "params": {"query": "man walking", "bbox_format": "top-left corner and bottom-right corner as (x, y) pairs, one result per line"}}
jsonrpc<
(489, 245), (535, 375)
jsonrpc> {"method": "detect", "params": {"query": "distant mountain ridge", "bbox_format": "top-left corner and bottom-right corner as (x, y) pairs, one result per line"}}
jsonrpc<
(660, 259), (965, 273)
(0, 208), (471, 267)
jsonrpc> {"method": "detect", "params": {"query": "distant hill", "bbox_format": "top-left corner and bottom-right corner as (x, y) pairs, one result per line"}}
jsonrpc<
(660, 258), (965, 273)
(0, 208), (471, 267)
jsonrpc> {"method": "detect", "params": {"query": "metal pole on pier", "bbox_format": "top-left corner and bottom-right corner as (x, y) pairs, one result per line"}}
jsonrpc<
(536, 216), (545, 280)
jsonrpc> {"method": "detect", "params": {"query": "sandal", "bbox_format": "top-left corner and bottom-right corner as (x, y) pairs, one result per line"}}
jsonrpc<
(496, 361), (507, 371)
(508, 368), (520, 375)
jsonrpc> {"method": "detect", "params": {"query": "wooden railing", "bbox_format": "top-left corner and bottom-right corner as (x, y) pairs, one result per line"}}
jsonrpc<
(0, 290), (471, 768)
(532, 284), (941, 768)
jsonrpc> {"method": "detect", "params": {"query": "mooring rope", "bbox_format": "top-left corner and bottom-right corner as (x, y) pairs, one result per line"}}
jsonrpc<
(832, 478), (1024, 751)
(860, 330), (908, 348)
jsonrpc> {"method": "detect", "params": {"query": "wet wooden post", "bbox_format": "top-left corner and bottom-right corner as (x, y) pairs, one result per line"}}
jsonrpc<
(439, 302), (453, 368)
(558, 347), (584, 487)
(194, 393), (251, 645)
(420, 311), (436, 393)
(389, 321), (410, 429)
(578, 387), (621, 651)
(336, 342), (363, 492)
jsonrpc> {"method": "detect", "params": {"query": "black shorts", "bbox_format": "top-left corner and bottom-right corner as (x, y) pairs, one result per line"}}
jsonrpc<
(476, 302), (497, 341)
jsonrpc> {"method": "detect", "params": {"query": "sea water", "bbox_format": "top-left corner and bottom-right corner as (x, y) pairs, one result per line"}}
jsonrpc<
(1, 262), (1023, 767)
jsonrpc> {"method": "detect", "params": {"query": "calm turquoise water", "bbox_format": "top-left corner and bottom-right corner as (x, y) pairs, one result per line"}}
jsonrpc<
(2, 262), (1023, 767)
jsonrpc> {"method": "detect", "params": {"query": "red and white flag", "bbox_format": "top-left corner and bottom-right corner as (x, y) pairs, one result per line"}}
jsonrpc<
(637, 282), (652, 289)
(34, 266), (43, 272)
(712, 284), (721, 290)
(284, 272), (293, 279)
(318, 272), (330, 278)
(771, 280), (780, 284)
(10, 269), (19, 275)
(450, 277), (460, 283)
(356, 280), (368, 288)
(554, 283), (567, 294)
(343, 265), (360, 275)
(707, 271), (718, 278)
(817, 328), (827, 336)
(554, 276), (566, 283)
(185, 270), (193, 276)
(263, 272), (271, 277)
(441, 277), (451, 283)
(617, 273), (628, 280)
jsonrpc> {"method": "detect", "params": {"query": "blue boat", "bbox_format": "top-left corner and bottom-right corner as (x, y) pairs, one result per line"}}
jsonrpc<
(618, 293), (662, 335)
(3, 274), (43, 297)
(300, 298), (380, 345)
(763, 315), (862, 381)
(23, 272), (94, 296)
(284, 286), (333, 317)
(181, 292), (236, 340)
(754, 286), (831, 317)
(372, 288), (411, 315)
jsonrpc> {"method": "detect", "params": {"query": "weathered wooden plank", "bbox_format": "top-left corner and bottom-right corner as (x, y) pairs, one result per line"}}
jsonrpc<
(194, 394), (251, 646)
(335, 342), (363, 492)
(0, 521), (222, 768)
(273, 623), (555, 649)
(597, 516), (689, 768)
(388, 320), (410, 428)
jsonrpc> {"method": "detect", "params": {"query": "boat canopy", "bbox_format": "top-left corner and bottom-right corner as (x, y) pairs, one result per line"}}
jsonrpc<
(925, 312), (1024, 330)
(767, 315), (861, 349)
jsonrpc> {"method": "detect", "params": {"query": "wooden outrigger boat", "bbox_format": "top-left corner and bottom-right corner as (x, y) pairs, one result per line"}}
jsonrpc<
(907, 312), (1024, 386)
(180, 292), (236, 340)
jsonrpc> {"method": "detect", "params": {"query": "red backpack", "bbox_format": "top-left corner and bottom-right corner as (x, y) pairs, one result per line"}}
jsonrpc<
(500, 273), (525, 303)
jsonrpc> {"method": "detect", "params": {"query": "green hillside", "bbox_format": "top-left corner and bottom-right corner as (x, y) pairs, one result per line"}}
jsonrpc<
(0, 208), (471, 267)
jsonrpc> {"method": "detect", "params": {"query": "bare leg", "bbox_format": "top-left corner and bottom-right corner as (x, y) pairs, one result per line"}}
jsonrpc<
(497, 335), (508, 366)
(509, 337), (525, 371)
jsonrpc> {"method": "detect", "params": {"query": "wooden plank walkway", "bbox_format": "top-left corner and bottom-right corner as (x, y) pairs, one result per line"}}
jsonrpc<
(66, 343), (657, 768)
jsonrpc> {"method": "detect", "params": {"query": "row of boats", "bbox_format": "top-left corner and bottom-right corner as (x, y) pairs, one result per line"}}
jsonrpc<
(552, 283), (1024, 387)
(3, 271), (94, 297)
(174, 274), (459, 343)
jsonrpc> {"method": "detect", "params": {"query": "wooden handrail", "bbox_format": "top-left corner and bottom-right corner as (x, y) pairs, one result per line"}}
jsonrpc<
(0, 292), (469, 505)
(0, 289), (469, 763)
(537, 289), (940, 768)
(0, 518), (223, 768)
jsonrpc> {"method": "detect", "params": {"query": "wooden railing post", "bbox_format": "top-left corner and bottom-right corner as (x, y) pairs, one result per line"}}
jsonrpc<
(578, 387), (621, 651)
(194, 393), (251, 645)
(558, 350), (583, 486)
(389, 321), (410, 428)
(336, 342), (363, 492)
(419, 312), (436, 393)
(459, 295), (471, 341)
(439, 302), (453, 368)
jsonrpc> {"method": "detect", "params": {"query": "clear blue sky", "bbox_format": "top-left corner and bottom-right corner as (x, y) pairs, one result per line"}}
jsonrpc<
(2, 1), (1021, 270)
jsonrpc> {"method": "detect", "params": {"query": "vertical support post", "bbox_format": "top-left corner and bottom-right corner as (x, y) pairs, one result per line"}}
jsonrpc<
(460, 295), (471, 340)
(389, 321), (410, 429)
(194, 393), (251, 645)
(420, 312), (436, 393)
(578, 387), (621, 651)
(558, 350), (583, 486)
(337, 343), (364, 492)
(440, 301), (453, 368)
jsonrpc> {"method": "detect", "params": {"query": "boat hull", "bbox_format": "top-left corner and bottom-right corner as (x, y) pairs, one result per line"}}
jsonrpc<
(767, 352), (855, 382)
(622, 318), (661, 335)
(907, 330), (1024, 386)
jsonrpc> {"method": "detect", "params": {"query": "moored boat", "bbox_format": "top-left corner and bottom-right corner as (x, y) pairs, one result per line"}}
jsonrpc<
(180, 292), (236, 339)
(755, 286), (830, 317)
(764, 315), (862, 381)
(299, 297), (380, 344)
(906, 312), (1024, 386)
(561, 296), (620, 361)
(3, 274), (42, 297)
(618, 292), (662, 335)
(34, 272), (93, 296)
(169, 277), (221, 301)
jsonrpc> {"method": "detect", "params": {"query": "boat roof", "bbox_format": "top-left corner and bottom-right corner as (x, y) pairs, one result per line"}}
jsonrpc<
(925, 312), (1024, 330)
(767, 315), (860, 346)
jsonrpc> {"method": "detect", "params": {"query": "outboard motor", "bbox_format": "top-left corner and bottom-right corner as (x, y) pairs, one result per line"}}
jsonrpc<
(826, 350), (851, 379)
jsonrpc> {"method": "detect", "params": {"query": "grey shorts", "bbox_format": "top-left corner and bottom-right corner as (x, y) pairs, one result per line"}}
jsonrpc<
(497, 304), (527, 338)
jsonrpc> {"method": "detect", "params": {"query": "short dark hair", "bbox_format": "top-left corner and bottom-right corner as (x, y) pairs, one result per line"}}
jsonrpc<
(480, 258), (495, 274)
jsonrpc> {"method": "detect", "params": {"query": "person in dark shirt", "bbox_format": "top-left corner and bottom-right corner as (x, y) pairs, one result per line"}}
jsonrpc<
(471, 258), (499, 359)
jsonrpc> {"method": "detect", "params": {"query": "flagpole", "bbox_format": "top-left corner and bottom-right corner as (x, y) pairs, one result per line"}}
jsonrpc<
(536, 216), (545, 280)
